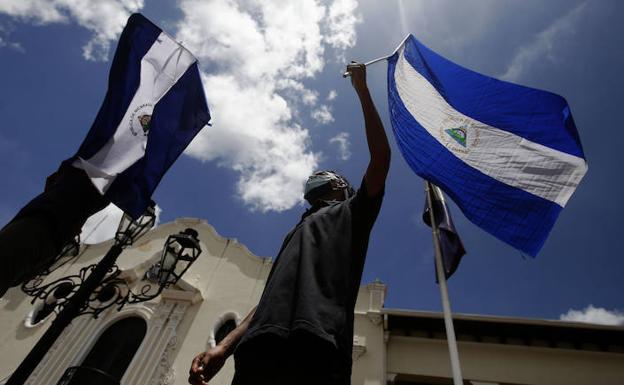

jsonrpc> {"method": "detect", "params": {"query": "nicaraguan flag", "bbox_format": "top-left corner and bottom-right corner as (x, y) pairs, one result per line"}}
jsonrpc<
(66, 13), (210, 218)
(423, 183), (466, 280)
(388, 35), (587, 256)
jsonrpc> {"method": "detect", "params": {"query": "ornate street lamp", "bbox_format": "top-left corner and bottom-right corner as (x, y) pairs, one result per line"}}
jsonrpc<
(8, 203), (201, 385)
(20, 205), (157, 315)
(114, 205), (156, 247)
(82, 227), (202, 318)
(21, 235), (81, 301)
(156, 228), (201, 286)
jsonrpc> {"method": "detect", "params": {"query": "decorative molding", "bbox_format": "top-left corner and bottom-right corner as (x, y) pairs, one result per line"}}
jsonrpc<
(352, 335), (367, 361)
(168, 301), (189, 326)
(160, 287), (202, 304)
(143, 301), (159, 313)
(367, 311), (383, 325)
(135, 299), (189, 385)
(149, 335), (177, 385)
(367, 280), (387, 312)
(227, 238), (272, 263)
(21, 303), (154, 385)
(24, 305), (120, 385)
(151, 301), (175, 327)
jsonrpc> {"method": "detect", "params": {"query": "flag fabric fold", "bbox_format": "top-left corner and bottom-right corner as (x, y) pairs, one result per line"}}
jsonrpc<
(66, 13), (210, 218)
(423, 183), (466, 280)
(388, 35), (587, 256)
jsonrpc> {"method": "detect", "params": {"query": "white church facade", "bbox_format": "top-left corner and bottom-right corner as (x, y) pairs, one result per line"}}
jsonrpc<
(1, 218), (623, 385)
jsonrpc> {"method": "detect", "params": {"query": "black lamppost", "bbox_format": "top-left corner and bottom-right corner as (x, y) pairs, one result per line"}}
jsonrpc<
(7, 205), (201, 385)
(154, 228), (201, 286)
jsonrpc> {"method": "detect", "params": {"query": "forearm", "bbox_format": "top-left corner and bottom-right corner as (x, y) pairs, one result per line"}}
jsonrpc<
(357, 87), (391, 165)
(216, 306), (256, 357)
(355, 85), (390, 196)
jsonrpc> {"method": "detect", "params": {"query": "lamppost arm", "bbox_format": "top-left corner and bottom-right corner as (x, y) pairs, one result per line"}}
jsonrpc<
(7, 206), (157, 385)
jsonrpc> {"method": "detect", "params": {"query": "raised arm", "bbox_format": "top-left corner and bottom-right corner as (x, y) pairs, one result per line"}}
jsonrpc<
(347, 62), (391, 197)
(188, 307), (256, 385)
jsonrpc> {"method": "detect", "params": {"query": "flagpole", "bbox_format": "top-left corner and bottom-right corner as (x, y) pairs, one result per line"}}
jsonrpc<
(343, 34), (410, 77)
(425, 180), (464, 385)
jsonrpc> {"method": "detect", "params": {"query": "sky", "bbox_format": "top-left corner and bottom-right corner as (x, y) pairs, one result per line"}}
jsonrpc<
(0, 0), (623, 326)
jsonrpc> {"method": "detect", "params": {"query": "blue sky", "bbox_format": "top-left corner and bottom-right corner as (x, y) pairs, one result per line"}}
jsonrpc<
(1, 0), (622, 325)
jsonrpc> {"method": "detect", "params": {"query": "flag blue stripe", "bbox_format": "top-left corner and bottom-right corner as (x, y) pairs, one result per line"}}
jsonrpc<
(70, 14), (161, 161)
(106, 62), (209, 218)
(64, 13), (210, 218)
(388, 53), (562, 256)
(402, 36), (585, 159)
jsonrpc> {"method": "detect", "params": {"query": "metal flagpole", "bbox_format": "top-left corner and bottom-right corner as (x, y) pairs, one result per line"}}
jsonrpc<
(425, 181), (464, 385)
(342, 34), (410, 77)
(343, 37), (463, 383)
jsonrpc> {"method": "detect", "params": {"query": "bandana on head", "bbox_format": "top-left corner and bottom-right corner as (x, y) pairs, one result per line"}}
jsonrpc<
(304, 171), (353, 204)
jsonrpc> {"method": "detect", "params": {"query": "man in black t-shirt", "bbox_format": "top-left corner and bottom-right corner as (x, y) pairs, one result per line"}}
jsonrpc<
(0, 165), (109, 297)
(189, 62), (391, 385)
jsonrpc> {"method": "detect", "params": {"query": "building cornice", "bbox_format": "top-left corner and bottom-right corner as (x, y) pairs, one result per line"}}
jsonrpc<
(383, 308), (624, 354)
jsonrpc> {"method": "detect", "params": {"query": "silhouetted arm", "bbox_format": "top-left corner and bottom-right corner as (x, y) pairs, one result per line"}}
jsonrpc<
(348, 62), (391, 197)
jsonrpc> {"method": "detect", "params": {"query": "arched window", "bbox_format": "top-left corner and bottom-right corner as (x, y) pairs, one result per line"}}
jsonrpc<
(63, 317), (147, 385)
(215, 318), (237, 345)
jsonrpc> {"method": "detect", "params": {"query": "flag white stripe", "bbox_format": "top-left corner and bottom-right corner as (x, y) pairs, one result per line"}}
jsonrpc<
(394, 46), (587, 207)
(74, 32), (197, 194)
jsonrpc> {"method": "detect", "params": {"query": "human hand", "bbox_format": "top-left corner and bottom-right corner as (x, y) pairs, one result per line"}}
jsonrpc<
(346, 61), (368, 94)
(188, 347), (227, 385)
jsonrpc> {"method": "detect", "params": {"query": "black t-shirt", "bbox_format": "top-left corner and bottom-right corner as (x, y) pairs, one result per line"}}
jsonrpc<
(11, 165), (109, 249)
(236, 178), (384, 379)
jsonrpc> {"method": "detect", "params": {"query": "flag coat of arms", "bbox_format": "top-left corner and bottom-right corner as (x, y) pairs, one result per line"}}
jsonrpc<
(388, 35), (587, 256)
(66, 13), (210, 218)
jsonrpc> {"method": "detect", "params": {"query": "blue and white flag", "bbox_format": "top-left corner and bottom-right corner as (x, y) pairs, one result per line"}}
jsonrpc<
(423, 184), (466, 280)
(388, 35), (587, 256)
(65, 14), (210, 219)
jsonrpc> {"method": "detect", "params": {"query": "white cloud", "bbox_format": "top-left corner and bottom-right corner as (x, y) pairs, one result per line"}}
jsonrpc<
(0, 0), (66, 23)
(0, 34), (23, 52)
(560, 305), (624, 326)
(0, 0), (144, 60)
(327, 89), (338, 101)
(185, 73), (318, 212)
(0, 0), (361, 212)
(329, 132), (351, 161)
(324, 0), (360, 52)
(311, 104), (334, 125)
(500, 2), (587, 81)
(81, 203), (161, 244)
(177, 0), (360, 212)
(0, 23), (24, 52)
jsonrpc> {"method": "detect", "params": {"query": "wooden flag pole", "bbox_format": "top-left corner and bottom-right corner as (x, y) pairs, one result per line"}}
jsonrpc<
(425, 181), (464, 385)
